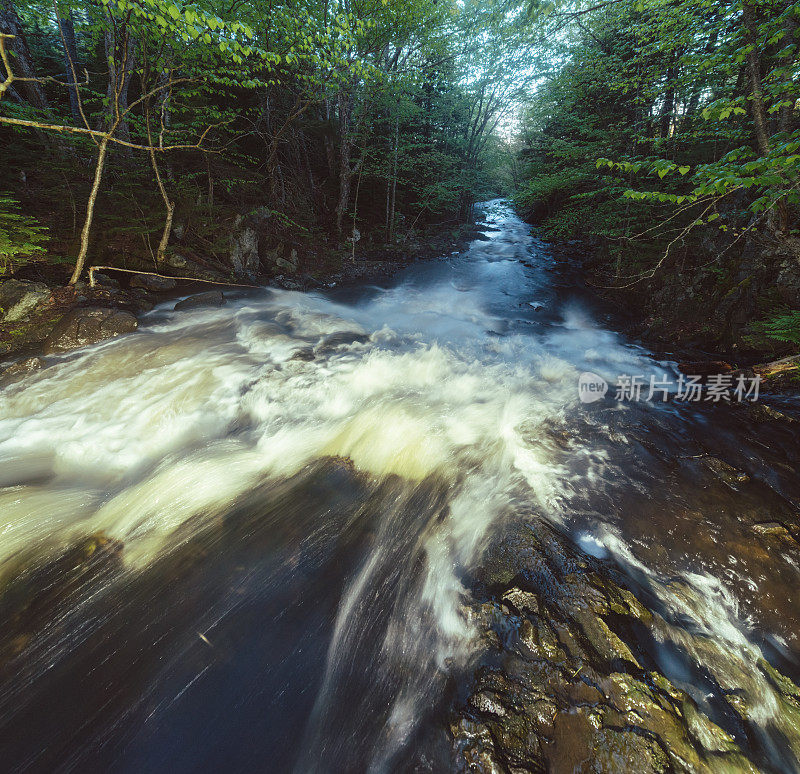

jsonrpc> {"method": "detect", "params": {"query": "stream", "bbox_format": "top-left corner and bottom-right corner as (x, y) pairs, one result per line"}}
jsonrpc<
(1, 200), (799, 772)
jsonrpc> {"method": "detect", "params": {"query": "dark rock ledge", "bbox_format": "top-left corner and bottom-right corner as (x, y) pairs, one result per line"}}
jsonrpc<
(449, 520), (799, 773)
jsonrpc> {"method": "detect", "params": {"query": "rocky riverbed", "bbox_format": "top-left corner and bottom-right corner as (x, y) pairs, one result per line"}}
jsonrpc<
(0, 201), (798, 772)
(450, 519), (800, 773)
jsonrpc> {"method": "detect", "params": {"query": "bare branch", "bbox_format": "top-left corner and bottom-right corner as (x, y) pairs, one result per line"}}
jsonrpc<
(0, 114), (220, 152)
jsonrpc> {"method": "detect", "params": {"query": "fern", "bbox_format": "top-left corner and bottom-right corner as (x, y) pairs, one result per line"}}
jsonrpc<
(0, 195), (49, 276)
(748, 310), (800, 347)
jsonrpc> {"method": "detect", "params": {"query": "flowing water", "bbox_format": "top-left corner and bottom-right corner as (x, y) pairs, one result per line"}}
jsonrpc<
(1, 201), (799, 772)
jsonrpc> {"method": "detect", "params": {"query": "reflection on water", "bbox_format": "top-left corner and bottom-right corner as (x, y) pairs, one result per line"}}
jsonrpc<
(0, 201), (799, 772)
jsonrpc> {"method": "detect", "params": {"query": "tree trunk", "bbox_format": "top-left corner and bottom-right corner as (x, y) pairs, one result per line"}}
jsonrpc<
(117, 35), (136, 146)
(145, 99), (174, 263)
(778, 12), (798, 134)
(0, 0), (50, 112)
(741, 0), (771, 157)
(334, 89), (354, 240)
(103, 9), (135, 146)
(323, 97), (336, 180)
(351, 156), (364, 261)
(57, 7), (81, 124)
(658, 61), (677, 139)
(388, 115), (399, 242)
(385, 177), (391, 236)
(69, 135), (110, 285)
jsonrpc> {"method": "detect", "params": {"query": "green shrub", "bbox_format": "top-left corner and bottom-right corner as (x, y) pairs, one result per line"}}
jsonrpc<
(0, 195), (49, 276)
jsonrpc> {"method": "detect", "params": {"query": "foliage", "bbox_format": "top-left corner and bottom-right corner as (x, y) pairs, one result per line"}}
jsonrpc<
(516, 0), (800, 283)
(1, 0), (524, 282)
(0, 195), (48, 276)
(747, 309), (800, 347)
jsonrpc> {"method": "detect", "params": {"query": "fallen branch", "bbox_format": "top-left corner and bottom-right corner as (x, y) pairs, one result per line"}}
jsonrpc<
(87, 265), (260, 289)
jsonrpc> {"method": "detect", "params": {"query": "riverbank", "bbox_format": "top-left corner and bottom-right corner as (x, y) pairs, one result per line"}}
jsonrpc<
(0, 220), (479, 369)
(542, 236), (800, 394)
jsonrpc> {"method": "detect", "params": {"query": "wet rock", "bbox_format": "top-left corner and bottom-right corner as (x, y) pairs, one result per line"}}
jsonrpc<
(91, 272), (120, 290)
(450, 718), (507, 774)
(0, 279), (50, 323)
(683, 700), (738, 753)
(174, 291), (226, 311)
(501, 587), (540, 616)
(702, 456), (750, 487)
(0, 311), (64, 357)
(43, 307), (138, 354)
(543, 709), (669, 773)
(273, 275), (303, 290)
(586, 726), (671, 773)
(0, 356), (44, 386)
(167, 253), (188, 269)
(470, 691), (508, 717)
(315, 331), (370, 355)
(486, 710), (543, 768)
(291, 348), (315, 362)
(451, 521), (772, 774)
(128, 289), (157, 314)
(230, 216), (259, 279)
(677, 360), (733, 378)
(130, 274), (177, 292)
(747, 403), (797, 423)
(519, 617), (564, 662)
(752, 521), (792, 537)
(751, 521), (798, 549)
(573, 609), (642, 669)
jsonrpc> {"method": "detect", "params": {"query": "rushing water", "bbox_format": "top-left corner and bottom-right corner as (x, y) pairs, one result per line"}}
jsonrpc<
(1, 201), (799, 772)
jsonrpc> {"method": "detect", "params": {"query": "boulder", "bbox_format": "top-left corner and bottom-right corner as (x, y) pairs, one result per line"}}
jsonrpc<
(92, 273), (120, 290)
(43, 307), (138, 354)
(166, 253), (188, 269)
(128, 289), (157, 314)
(276, 248), (300, 273)
(174, 291), (226, 311)
(274, 276), (303, 291)
(129, 274), (177, 292)
(230, 215), (259, 279)
(0, 279), (50, 323)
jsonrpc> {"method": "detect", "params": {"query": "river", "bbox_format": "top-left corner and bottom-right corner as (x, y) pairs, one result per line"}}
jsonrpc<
(1, 201), (799, 772)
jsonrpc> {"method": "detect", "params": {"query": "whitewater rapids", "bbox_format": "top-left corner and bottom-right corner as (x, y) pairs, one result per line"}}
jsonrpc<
(1, 201), (799, 772)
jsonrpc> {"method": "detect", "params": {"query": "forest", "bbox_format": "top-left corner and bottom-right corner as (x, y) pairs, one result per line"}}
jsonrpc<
(1, 0), (799, 361)
(0, 0), (523, 288)
(516, 0), (800, 360)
